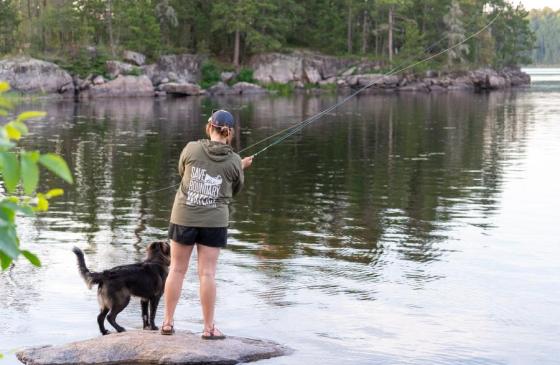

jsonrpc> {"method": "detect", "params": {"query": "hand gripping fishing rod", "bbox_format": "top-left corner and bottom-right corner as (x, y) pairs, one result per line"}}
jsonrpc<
(138, 9), (501, 197)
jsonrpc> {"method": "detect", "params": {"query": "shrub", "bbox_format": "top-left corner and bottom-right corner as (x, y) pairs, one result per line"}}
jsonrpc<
(0, 81), (73, 270)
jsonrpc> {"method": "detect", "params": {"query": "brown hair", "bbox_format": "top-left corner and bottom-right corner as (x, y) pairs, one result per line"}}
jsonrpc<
(206, 120), (232, 138)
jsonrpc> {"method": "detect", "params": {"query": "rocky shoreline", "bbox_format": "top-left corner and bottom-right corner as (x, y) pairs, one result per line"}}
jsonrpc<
(0, 50), (530, 99)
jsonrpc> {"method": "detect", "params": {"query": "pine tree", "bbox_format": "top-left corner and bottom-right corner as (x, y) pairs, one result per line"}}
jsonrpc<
(443, 0), (470, 67)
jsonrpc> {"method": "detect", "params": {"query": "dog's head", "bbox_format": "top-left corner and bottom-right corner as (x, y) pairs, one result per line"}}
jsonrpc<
(147, 241), (171, 266)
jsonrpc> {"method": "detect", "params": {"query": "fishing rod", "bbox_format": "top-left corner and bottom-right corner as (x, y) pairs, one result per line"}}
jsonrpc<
(137, 9), (501, 197)
(242, 11), (502, 157)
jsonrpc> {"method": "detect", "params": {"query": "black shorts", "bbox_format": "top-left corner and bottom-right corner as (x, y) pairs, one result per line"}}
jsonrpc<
(168, 223), (227, 248)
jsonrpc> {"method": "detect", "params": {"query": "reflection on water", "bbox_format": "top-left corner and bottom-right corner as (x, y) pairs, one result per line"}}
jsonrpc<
(1, 71), (560, 365)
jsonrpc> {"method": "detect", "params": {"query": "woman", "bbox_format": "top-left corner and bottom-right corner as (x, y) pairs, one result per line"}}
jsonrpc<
(161, 110), (253, 339)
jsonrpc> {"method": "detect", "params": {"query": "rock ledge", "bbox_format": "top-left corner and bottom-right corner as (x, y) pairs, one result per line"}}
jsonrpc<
(16, 330), (292, 365)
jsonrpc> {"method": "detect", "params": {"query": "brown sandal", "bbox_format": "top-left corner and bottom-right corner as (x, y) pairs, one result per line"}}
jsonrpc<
(160, 323), (175, 335)
(202, 324), (226, 340)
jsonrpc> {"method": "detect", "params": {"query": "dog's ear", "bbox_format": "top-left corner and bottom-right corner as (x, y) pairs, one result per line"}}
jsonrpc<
(160, 241), (170, 255)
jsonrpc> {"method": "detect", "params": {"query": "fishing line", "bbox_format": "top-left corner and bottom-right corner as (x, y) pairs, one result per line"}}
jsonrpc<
(242, 10), (502, 157)
(138, 9), (501, 197)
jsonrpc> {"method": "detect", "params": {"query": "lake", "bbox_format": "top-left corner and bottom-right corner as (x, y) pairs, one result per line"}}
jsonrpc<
(1, 69), (559, 365)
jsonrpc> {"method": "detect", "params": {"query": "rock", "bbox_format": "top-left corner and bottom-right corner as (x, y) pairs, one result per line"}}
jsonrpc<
(425, 70), (439, 78)
(92, 75), (105, 85)
(122, 50), (146, 66)
(208, 81), (234, 95)
(16, 330), (292, 365)
(251, 53), (303, 83)
(154, 90), (167, 97)
(429, 84), (446, 92)
(106, 60), (138, 78)
(501, 67), (530, 86)
(342, 67), (356, 77)
(0, 57), (74, 96)
(221, 71), (236, 83)
(319, 77), (337, 85)
(398, 82), (428, 92)
(250, 51), (356, 84)
(488, 75), (507, 89)
(160, 82), (203, 96)
(167, 71), (179, 82)
(303, 64), (322, 84)
(232, 82), (267, 94)
(143, 54), (204, 85)
(79, 75), (154, 98)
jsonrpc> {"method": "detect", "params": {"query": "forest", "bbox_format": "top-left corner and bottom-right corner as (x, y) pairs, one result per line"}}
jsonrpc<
(0, 0), (536, 70)
(530, 8), (560, 65)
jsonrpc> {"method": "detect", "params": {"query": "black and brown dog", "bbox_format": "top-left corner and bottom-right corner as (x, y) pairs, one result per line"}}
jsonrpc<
(72, 241), (170, 335)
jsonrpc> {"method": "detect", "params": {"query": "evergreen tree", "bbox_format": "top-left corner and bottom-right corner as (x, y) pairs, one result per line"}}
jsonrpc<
(443, 0), (470, 67)
(0, 0), (19, 53)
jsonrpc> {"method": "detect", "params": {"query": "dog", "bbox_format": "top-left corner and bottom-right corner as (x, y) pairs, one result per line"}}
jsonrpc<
(72, 241), (170, 335)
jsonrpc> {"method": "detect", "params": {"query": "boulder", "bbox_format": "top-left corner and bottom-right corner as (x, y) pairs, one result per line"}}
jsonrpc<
(303, 63), (322, 84)
(16, 330), (292, 365)
(122, 50), (146, 66)
(232, 82), (267, 94)
(345, 74), (399, 89)
(0, 57), (74, 96)
(398, 82), (428, 92)
(250, 51), (358, 84)
(488, 75), (507, 89)
(79, 75), (154, 98)
(160, 82), (204, 96)
(208, 81), (235, 95)
(342, 67), (356, 77)
(221, 71), (236, 83)
(143, 54), (204, 85)
(92, 75), (105, 85)
(106, 60), (140, 78)
(251, 53), (303, 83)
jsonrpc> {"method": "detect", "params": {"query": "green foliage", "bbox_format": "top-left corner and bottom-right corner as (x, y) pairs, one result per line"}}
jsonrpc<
(490, 3), (535, 67)
(0, 0), (20, 53)
(444, 0), (470, 67)
(201, 61), (222, 89)
(529, 8), (560, 65)
(0, 81), (73, 270)
(58, 49), (110, 78)
(265, 82), (295, 96)
(0, 0), (537, 70)
(124, 67), (143, 76)
(234, 68), (255, 84)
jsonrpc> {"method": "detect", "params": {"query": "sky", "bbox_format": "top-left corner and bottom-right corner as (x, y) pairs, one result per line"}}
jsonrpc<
(515, 0), (560, 10)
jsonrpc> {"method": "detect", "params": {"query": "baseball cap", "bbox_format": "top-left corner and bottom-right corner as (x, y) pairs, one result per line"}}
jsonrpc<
(210, 110), (235, 128)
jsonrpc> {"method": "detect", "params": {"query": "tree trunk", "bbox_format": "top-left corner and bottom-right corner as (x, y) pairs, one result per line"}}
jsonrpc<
(388, 6), (394, 63)
(361, 10), (368, 54)
(107, 0), (116, 58)
(347, 2), (353, 54)
(41, 0), (46, 52)
(233, 27), (240, 69)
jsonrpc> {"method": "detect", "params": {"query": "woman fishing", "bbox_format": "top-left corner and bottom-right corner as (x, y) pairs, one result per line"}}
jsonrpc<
(161, 110), (253, 339)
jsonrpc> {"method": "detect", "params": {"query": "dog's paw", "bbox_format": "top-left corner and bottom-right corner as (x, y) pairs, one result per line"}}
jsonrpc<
(101, 330), (111, 336)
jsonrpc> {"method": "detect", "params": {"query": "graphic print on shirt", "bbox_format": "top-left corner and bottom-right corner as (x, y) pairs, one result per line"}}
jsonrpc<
(186, 166), (223, 207)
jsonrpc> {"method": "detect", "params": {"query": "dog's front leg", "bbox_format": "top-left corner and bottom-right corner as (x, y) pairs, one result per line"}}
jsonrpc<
(141, 299), (150, 329)
(148, 296), (161, 330)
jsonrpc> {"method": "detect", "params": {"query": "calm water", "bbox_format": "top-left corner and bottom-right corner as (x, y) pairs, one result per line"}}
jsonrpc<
(1, 70), (559, 365)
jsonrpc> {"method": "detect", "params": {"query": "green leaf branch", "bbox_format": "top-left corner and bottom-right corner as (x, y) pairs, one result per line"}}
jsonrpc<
(0, 81), (74, 270)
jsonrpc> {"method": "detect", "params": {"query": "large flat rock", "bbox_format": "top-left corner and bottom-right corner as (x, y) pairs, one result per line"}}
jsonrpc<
(16, 330), (292, 365)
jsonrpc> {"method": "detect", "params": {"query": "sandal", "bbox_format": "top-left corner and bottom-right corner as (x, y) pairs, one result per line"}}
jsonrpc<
(202, 324), (226, 340)
(160, 323), (175, 335)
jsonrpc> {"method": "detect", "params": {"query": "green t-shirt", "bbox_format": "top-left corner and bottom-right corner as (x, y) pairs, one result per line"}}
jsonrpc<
(170, 139), (244, 227)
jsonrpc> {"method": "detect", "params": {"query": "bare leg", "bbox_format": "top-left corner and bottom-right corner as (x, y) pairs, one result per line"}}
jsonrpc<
(163, 240), (194, 330)
(197, 244), (222, 335)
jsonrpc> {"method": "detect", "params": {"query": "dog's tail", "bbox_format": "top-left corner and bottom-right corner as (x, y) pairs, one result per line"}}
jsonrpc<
(72, 247), (103, 289)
